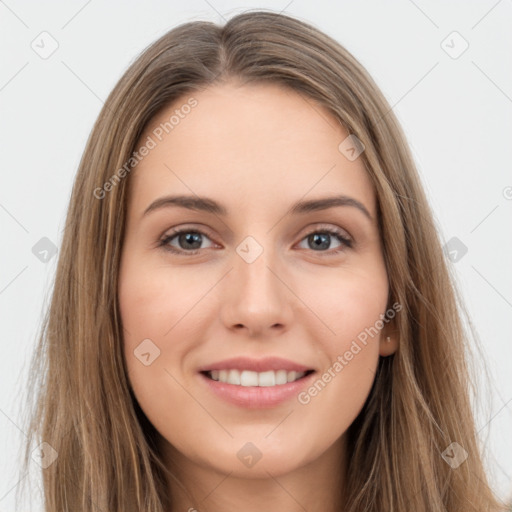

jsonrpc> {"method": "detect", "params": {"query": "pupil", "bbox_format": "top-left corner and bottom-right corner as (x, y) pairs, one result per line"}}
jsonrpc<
(181, 232), (202, 249)
(310, 233), (330, 250)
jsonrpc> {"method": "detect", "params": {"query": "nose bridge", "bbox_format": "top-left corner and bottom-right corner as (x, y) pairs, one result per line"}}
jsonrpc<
(221, 233), (293, 333)
(235, 235), (283, 305)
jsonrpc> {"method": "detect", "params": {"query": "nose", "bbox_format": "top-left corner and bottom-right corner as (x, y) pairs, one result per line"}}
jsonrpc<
(219, 243), (294, 339)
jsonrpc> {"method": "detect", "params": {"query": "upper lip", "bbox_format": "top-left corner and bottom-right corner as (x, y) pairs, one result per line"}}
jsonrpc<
(198, 356), (315, 373)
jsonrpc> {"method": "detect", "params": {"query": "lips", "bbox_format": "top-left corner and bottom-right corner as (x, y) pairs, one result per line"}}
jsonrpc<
(197, 356), (316, 407)
(197, 356), (314, 373)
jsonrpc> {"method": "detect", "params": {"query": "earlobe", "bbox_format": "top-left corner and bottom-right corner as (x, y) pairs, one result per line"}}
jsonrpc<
(379, 333), (399, 356)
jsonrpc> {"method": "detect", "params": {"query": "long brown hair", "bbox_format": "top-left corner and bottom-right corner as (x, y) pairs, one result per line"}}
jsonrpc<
(18, 10), (507, 511)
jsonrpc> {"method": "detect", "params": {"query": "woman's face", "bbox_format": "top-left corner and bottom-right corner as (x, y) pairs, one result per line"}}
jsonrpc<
(118, 81), (397, 478)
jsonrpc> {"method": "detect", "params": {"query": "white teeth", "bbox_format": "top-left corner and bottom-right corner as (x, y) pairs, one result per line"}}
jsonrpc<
(258, 370), (275, 387)
(240, 370), (259, 386)
(275, 369), (288, 385)
(228, 369), (241, 385)
(207, 369), (308, 386)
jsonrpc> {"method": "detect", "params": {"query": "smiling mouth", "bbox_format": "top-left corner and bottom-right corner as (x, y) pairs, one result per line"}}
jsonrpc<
(201, 369), (315, 387)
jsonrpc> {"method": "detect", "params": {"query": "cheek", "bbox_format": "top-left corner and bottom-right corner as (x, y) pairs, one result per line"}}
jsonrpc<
(118, 259), (180, 387)
(118, 256), (215, 402)
(118, 258), (205, 347)
(296, 267), (387, 401)
(300, 265), (388, 349)
(118, 259), (197, 428)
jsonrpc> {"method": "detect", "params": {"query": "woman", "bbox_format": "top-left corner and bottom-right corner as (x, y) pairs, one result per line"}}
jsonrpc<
(19, 10), (506, 512)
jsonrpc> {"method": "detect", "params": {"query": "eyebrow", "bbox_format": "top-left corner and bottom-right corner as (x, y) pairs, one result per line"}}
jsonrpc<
(142, 194), (373, 221)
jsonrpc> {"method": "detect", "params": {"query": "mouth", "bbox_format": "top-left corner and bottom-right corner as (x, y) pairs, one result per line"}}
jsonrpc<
(200, 369), (316, 387)
(197, 356), (317, 408)
(199, 368), (317, 408)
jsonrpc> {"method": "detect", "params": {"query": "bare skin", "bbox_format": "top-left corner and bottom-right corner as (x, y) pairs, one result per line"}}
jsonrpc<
(118, 81), (398, 512)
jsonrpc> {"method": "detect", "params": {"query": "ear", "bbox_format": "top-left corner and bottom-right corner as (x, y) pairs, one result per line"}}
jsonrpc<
(379, 321), (399, 357)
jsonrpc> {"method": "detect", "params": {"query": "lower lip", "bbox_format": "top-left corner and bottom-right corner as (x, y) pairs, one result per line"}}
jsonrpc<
(199, 371), (316, 409)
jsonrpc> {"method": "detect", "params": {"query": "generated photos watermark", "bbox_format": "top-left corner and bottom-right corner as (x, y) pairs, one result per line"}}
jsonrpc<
(297, 301), (402, 405)
(93, 97), (198, 199)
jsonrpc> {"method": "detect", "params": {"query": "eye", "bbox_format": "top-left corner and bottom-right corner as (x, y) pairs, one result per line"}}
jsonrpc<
(159, 227), (216, 255)
(296, 225), (353, 255)
(158, 224), (353, 256)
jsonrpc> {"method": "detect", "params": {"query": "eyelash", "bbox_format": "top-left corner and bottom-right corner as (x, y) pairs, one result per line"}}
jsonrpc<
(158, 225), (353, 257)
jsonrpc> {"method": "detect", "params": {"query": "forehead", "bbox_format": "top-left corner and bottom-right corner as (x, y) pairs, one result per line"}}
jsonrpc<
(128, 81), (376, 220)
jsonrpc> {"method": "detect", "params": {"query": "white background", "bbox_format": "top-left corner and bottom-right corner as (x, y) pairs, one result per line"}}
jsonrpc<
(1, 1), (511, 510)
